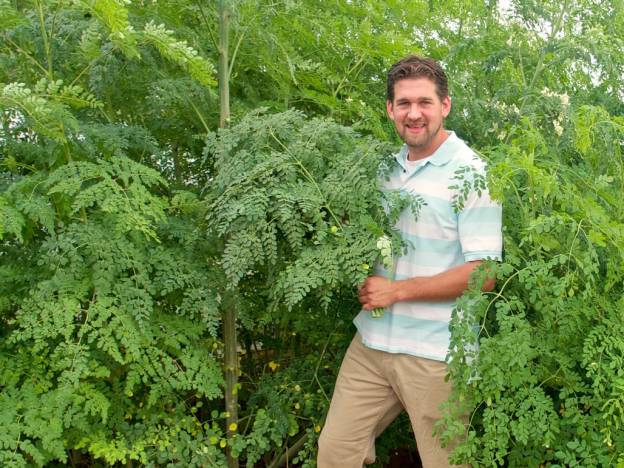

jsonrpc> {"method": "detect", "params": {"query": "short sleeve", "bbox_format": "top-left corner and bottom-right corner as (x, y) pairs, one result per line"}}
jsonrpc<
(457, 167), (503, 262)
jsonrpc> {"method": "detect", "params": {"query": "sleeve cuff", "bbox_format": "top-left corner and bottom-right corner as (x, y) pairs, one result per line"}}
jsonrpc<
(464, 251), (503, 262)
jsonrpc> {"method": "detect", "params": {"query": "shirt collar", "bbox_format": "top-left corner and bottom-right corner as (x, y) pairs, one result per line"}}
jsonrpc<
(394, 131), (458, 170)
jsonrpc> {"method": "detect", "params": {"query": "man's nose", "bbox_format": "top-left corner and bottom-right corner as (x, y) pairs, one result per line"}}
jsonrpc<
(407, 104), (421, 119)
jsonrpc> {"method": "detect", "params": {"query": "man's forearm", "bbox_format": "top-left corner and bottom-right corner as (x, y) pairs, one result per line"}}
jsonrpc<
(392, 260), (493, 302)
(358, 260), (494, 310)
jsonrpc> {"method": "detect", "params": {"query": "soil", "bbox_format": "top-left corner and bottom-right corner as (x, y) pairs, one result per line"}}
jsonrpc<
(383, 448), (423, 467)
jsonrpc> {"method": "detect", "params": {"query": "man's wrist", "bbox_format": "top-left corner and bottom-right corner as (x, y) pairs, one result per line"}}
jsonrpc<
(392, 280), (407, 303)
(392, 278), (422, 303)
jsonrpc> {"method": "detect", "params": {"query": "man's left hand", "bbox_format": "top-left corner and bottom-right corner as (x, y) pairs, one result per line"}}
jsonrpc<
(358, 276), (399, 310)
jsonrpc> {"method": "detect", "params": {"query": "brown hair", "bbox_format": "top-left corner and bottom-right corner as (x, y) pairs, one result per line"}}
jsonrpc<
(386, 55), (448, 102)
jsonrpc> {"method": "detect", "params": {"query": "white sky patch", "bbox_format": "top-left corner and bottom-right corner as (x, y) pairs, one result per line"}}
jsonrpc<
(497, 0), (515, 22)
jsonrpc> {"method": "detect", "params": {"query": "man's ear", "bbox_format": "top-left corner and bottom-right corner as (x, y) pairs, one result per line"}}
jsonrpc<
(442, 96), (451, 118)
(386, 100), (394, 120)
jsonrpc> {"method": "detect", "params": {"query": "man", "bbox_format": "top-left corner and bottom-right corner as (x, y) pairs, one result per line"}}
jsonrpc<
(317, 56), (502, 467)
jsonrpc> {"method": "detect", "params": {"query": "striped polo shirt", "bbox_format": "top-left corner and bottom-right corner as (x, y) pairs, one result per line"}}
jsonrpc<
(354, 131), (502, 362)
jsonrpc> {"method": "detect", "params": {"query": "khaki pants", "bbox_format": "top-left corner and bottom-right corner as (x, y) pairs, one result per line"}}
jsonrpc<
(318, 333), (464, 468)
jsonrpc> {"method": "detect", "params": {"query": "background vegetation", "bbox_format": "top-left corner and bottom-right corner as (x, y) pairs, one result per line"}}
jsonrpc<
(1, 0), (622, 466)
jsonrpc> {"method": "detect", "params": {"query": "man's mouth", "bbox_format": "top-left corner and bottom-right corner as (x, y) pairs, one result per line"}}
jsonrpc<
(406, 122), (426, 131)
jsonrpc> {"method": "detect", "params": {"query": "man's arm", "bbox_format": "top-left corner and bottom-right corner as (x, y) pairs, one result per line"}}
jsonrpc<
(358, 260), (494, 310)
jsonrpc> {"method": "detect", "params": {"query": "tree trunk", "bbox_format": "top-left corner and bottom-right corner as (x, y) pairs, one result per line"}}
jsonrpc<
(218, 0), (230, 129)
(223, 294), (239, 468)
(218, 2), (238, 467)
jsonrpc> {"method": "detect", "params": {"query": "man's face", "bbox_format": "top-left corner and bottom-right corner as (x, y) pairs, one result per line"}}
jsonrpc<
(386, 77), (451, 160)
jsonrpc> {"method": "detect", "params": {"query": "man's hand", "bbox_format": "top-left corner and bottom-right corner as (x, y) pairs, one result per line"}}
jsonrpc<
(358, 276), (399, 310)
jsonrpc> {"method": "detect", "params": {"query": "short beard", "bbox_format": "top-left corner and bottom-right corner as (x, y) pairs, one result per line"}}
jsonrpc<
(404, 120), (442, 150)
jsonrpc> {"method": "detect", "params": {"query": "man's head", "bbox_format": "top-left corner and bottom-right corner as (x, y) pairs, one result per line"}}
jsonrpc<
(386, 56), (451, 160)
(386, 55), (448, 103)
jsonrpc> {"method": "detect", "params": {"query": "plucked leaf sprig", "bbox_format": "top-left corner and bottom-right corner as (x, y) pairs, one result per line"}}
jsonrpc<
(371, 235), (393, 318)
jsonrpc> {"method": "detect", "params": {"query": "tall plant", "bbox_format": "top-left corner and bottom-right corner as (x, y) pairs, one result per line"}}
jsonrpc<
(0, 2), (228, 466)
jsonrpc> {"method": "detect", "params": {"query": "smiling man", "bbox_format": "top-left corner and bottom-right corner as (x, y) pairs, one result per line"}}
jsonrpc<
(386, 75), (450, 158)
(317, 56), (503, 467)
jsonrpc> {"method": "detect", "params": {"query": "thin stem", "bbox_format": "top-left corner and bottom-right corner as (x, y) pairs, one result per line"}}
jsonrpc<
(36, 0), (53, 79)
(4, 36), (49, 76)
(312, 332), (332, 404)
(11, 415), (23, 458)
(267, 431), (309, 468)
(538, 366), (562, 388)
(332, 56), (365, 99)
(228, 28), (247, 78)
(195, 0), (219, 51)
(565, 219), (583, 275)
(479, 268), (524, 337)
(187, 98), (211, 133)
(70, 47), (117, 87)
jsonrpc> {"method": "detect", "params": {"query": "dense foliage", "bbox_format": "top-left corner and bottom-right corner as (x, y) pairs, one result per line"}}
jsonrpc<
(444, 104), (624, 467)
(1, 0), (623, 467)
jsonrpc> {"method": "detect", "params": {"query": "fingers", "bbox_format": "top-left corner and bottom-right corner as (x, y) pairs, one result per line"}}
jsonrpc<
(358, 290), (368, 307)
(358, 290), (371, 310)
(358, 279), (369, 299)
(357, 276), (384, 310)
(359, 286), (375, 310)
